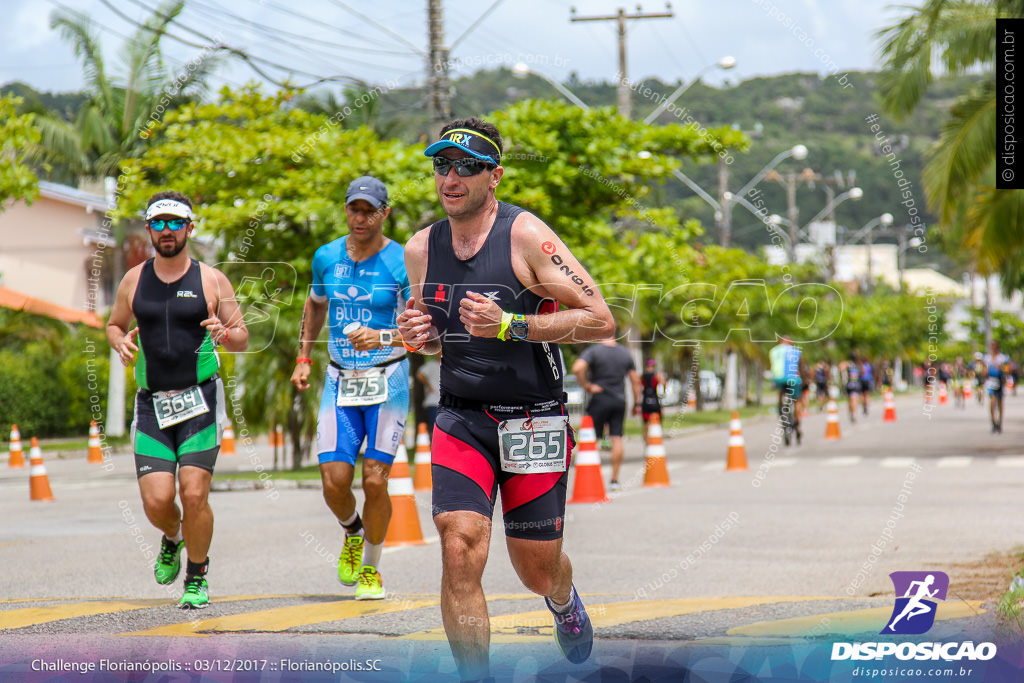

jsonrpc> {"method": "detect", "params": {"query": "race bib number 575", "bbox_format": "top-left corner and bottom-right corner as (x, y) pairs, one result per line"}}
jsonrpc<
(498, 415), (570, 474)
(336, 367), (389, 407)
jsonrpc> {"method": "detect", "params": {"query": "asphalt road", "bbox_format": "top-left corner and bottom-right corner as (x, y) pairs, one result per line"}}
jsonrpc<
(2, 390), (1023, 681)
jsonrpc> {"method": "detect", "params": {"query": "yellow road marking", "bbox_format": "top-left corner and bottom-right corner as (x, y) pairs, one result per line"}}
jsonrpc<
(123, 598), (441, 637)
(0, 599), (175, 630)
(399, 596), (836, 642)
(727, 600), (986, 638)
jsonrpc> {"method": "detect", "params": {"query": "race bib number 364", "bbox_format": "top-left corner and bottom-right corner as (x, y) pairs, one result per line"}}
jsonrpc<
(498, 415), (570, 474)
(153, 384), (209, 430)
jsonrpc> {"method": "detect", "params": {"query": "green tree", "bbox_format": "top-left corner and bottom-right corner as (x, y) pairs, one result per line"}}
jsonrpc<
(877, 0), (1024, 285)
(117, 88), (436, 468)
(118, 92), (747, 460)
(39, 0), (219, 180)
(0, 94), (40, 208)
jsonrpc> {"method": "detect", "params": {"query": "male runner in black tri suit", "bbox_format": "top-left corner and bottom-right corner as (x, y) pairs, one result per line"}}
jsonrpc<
(107, 191), (247, 609)
(397, 118), (615, 680)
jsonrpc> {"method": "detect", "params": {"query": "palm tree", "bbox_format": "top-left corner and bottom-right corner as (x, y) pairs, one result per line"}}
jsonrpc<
(876, 0), (1024, 285)
(37, 0), (222, 436)
(37, 0), (220, 181)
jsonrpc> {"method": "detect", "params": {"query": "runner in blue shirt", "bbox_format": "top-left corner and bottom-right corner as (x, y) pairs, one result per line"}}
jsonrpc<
(291, 176), (410, 600)
(983, 341), (1011, 434)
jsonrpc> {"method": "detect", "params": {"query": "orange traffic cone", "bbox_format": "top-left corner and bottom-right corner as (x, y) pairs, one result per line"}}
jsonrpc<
(29, 437), (54, 501)
(825, 399), (842, 440)
(569, 415), (609, 503)
(413, 423), (432, 491)
(86, 420), (104, 464)
(642, 413), (670, 487)
(726, 411), (748, 471)
(1009, 375), (1016, 391)
(269, 425), (284, 447)
(938, 382), (948, 405)
(687, 388), (697, 412)
(882, 389), (897, 422)
(384, 444), (427, 546)
(8, 424), (25, 468)
(964, 381), (973, 401)
(221, 423), (236, 455)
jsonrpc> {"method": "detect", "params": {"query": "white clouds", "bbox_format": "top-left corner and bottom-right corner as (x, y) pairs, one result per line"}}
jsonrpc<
(10, 1), (53, 51)
(0, 0), (902, 94)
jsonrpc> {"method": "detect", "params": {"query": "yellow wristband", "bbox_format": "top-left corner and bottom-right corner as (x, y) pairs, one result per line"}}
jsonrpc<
(498, 311), (513, 341)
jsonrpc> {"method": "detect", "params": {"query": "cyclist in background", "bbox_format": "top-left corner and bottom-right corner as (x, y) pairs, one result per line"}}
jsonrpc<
(770, 337), (802, 445)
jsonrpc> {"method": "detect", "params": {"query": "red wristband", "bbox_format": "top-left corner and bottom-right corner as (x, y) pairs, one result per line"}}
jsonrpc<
(296, 357), (312, 365)
(402, 340), (424, 353)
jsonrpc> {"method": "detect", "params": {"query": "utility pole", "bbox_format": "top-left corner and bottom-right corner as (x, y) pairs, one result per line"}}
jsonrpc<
(570, 5), (673, 118)
(717, 158), (732, 248)
(427, 0), (451, 136)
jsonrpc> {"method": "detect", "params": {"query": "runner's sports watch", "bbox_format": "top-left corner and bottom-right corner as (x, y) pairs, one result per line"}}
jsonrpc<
(378, 329), (394, 346)
(508, 314), (528, 341)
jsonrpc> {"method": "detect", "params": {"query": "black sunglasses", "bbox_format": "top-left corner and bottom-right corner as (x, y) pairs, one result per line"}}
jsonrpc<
(148, 218), (189, 231)
(433, 156), (495, 177)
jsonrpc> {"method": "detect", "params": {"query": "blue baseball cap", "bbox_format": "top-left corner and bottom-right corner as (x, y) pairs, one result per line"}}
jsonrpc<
(424, 128), (501, 165)
(345, 176), (388, 208)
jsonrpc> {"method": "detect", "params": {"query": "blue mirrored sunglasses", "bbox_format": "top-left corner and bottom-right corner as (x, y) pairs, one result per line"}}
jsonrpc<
(148, 218), (189, 231)
(433, 156), (495, 177)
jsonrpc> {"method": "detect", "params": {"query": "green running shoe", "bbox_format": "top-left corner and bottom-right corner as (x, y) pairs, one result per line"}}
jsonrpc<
(338, 534), (364, 586)
(178, 575), (209, 609)
(154, 536), (183, 585)
(355, 566), (385, 600)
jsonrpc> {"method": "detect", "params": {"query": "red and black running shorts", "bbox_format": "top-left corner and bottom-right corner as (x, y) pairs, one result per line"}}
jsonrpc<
(431, 404), (575, 541)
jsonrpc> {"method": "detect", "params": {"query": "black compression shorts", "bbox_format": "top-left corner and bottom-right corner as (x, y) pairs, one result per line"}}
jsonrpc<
(586, 392), (626, 438)
(431, 403), (575, 541)
(131, 377), (225, 478)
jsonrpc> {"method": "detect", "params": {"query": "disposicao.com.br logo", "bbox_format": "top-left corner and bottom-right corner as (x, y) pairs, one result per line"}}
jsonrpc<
(831, 571), (997, 662)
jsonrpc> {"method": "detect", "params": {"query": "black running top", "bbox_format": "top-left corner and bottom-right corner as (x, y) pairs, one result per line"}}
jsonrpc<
(423, 202), (564, 404)
(132, 259), (219, 391)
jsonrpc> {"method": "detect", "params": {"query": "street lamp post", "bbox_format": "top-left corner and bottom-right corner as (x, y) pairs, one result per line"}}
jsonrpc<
(701, 143), (807, 248)
(897, 230), (923, 292)
(844, 212), (893, 291)
(511, 63), (590, 110)
(642, 56), (736, 125)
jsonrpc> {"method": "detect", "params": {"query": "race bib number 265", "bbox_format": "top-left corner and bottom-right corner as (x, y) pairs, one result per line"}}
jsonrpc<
(498, 415), (570, 474)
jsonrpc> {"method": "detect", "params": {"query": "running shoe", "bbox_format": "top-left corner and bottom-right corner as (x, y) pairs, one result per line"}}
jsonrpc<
(154, 536), (183, 585)
(178, 575), (209, 609)
(338, 534), (364, 586)
(545, 586), (593, 664)
(355, 566), (385, 600)
(608, 480), (621, 492)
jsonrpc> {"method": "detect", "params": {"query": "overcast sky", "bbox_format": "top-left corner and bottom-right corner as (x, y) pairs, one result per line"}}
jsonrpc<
(3, 0), (905, 94)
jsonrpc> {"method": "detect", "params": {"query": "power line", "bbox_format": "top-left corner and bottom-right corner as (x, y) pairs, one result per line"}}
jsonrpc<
(325, 0), (425, 56)
(183, 0), (410, 75)
(104, 0), (367, 88)
(193, 0), (419, 58)
(260, 0), (412, 53)
(449, 0), (507, 51)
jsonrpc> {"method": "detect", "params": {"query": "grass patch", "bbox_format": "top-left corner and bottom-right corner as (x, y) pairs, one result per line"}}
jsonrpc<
(640, 404), (775, 437)
(996, 547), (1024, 636)
(216, 464), (325, 482)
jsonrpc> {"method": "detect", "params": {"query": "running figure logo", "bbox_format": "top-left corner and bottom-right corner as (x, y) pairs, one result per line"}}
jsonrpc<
(881, 571), (949, 635)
